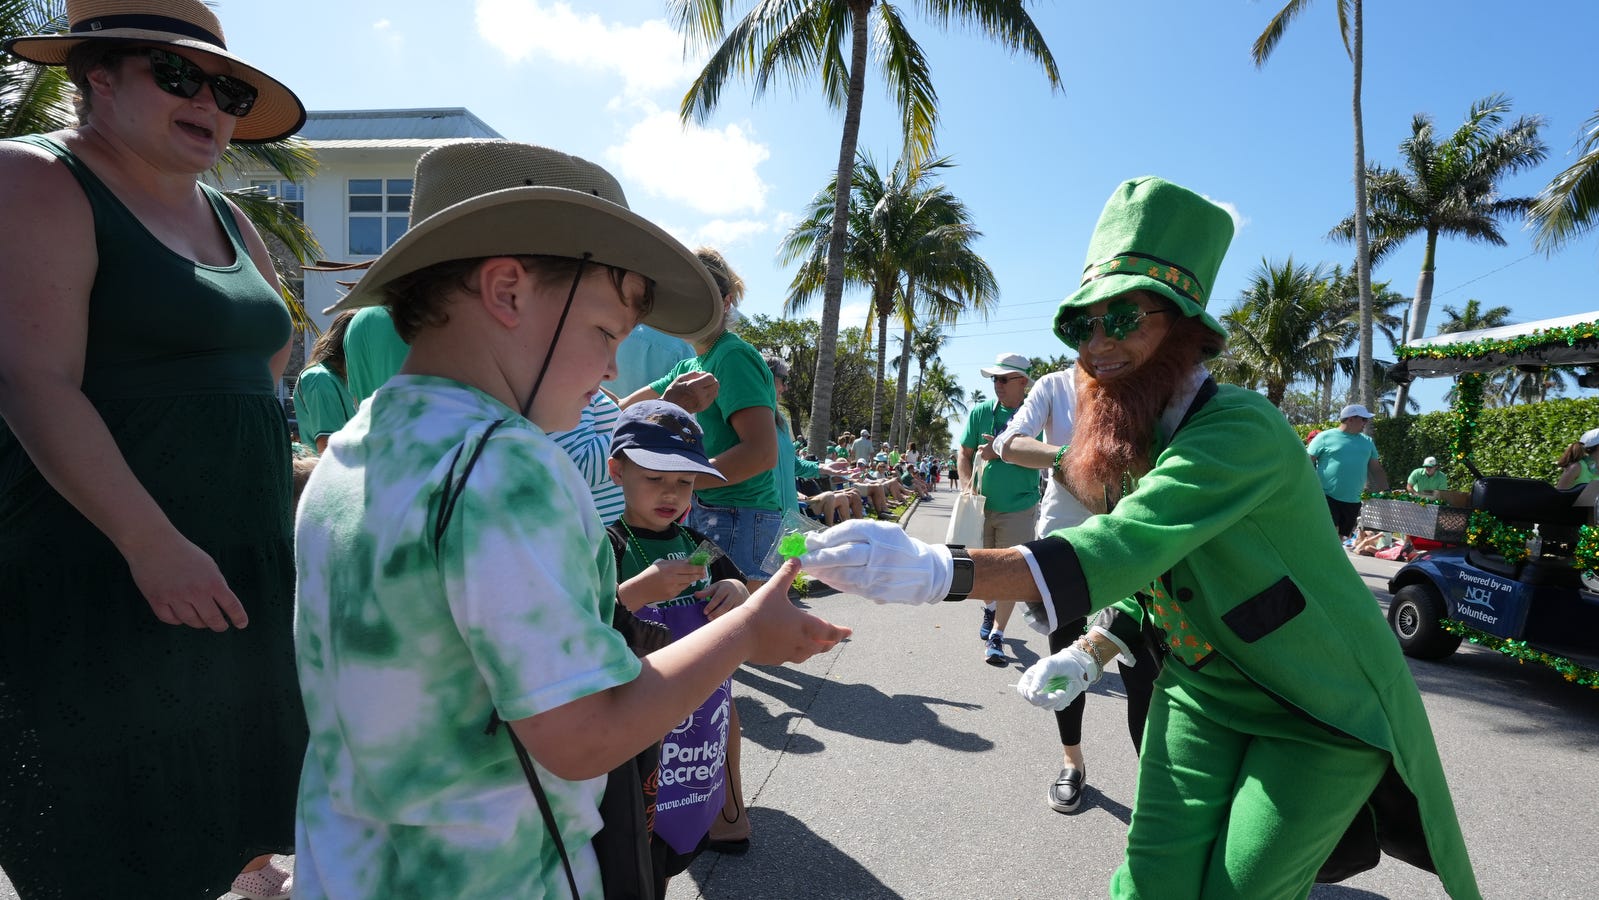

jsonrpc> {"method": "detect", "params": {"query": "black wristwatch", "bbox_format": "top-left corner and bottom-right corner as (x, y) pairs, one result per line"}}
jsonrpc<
(943, 545), (974, 602)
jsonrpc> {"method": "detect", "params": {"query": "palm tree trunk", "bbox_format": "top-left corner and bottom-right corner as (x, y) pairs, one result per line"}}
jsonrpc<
(1352, 0), (1376, 419)
(872, 297), (890, 439)
(1390, 229), (1437, 416)
(891, 320), (913, 446)
(805, 1), (872, 455)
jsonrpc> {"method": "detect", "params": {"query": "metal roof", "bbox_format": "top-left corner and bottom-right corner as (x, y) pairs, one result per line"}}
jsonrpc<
(298, 108), (504, 141)
(305, 138), (495, 151)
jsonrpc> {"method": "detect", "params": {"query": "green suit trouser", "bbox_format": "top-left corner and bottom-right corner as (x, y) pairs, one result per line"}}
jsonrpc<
(1111, 655), (1389, 900)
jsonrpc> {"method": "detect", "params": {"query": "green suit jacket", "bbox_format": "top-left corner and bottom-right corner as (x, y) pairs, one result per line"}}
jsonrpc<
(1028, 382), (1478, 898)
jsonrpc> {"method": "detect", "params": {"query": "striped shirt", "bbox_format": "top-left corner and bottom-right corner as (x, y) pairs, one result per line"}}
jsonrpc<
(551, 391), (626, 524)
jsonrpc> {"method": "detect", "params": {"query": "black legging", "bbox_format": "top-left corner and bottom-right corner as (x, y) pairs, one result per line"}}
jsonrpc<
(1048, 614), (1161, 754)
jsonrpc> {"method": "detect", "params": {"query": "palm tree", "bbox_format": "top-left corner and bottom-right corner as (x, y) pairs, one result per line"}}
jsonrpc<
(778, 152), (996, 444)
(1435, 298), (1513, 335)
(913, 358), (965, 450)
(1530, 107), (1599, 253)
(1254, 0), (1378, 415)
(1, 0), (322, 329)
(674, 0), (1058, 455)
(1330, 95), (1546, 414)
(1220, 257), (1349, 408)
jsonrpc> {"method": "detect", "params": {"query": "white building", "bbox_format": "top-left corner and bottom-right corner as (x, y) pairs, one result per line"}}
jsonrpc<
(216, 107), (504, 363)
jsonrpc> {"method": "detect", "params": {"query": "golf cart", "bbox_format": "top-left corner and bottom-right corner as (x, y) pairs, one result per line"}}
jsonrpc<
(1372, 311), (1599, 679)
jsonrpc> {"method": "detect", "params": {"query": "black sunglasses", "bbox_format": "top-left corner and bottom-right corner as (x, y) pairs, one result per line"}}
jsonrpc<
(140, 48), (258, 118)
(1059, 303), (1172, 349)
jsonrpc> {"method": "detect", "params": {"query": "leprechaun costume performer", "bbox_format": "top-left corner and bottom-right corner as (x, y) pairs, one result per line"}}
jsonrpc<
(799, 178), (1478, 898)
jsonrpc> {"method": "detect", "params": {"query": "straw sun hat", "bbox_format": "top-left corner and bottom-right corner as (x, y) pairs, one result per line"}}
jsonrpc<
(2, 0), (305, 143)
(322, 140), (722, 344)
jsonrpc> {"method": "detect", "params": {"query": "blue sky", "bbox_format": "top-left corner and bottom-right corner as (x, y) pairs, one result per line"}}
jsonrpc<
(221, 0), (1599, 432)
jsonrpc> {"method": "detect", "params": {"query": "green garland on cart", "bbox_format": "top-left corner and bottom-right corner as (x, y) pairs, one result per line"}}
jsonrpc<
(1466, 510), (1530, 564)
(1439, 620), (1599, 689)
(1574, 525), (1599, 576)
(1396, 319), (1599, 361)
(1446, 372), (1487, 466)
(1362, 490), (1447, 507)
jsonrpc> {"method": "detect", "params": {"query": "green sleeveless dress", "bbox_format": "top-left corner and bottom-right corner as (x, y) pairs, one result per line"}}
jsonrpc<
(0, 135), (307, 899)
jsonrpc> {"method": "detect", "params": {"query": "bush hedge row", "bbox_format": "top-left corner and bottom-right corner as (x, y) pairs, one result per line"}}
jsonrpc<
(1293, 396), (1599, 489)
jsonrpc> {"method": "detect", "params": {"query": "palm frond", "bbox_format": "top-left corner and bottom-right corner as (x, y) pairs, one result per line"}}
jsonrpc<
(1250, 0), (1319, 67)
(1529, 106), (1599, 253)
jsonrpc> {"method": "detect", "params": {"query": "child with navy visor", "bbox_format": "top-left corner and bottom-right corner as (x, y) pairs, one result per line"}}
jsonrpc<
(605, 399), (750, 893)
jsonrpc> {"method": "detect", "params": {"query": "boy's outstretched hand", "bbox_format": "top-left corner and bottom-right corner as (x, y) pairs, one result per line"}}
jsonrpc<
(738, 560), (851, 665)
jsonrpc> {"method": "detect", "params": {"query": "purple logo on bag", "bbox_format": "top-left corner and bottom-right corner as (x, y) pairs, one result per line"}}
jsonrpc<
(636, 595), (731, 854)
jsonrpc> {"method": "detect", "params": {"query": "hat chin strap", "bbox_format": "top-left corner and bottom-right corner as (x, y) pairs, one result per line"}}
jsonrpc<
(520, 254), (592, 421)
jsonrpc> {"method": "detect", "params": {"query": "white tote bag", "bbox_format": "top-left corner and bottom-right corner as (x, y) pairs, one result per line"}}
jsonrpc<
(945, 460), (986, 546)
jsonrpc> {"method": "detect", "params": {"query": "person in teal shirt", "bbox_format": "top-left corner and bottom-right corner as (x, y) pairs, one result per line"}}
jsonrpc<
(1307, 404), (1388, 538)
(1406, 456), (1449, 493)
(341, 305), (410, 405)
(293, 311), (356, 454)
(961, 351), (1043, 665)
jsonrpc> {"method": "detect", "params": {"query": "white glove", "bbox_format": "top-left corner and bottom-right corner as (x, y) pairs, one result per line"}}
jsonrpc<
(798, 519), (953, 605)
(1016, 644), (1103, 711)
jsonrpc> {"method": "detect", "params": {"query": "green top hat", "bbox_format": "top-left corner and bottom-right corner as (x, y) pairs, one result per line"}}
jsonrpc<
(1054, 177), (1234, 346)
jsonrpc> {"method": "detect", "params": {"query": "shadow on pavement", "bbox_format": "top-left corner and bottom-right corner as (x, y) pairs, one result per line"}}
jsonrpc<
(1309, 884), (1391, 899)
(734, 665), (994, 754)
(680, 808), (906, 900)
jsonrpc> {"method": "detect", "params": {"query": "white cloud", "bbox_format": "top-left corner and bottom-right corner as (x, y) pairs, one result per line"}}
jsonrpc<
(1203, 195), (1250, 231)
(372, 18), (402, 49)
(605, 107), (770, 216)
(473, 0), (698, 99)
(691, 218), (771, 247)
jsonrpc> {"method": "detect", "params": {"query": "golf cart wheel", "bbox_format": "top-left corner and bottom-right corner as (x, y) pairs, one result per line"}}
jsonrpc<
(1389, 584), (1463, 660)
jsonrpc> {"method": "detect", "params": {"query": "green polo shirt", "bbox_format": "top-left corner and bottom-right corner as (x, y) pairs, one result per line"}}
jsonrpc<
(651, 331), (780, 510)
(1407, 467), (1449, 492)
(961, 399), (1041, 515)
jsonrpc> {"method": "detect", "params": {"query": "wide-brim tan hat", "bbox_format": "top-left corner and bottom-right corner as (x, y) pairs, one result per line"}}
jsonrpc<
(3, 0), (305, 143)
(324, 141), (721, 344)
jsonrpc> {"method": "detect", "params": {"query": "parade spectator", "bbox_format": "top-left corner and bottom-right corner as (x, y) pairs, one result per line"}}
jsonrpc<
(341, 304), (410, 405)
(0, 2), (309, 895)
(1555, 428), (1599, 489)
(551, 389), (627, 525)
(604, 400), (749, 895)
(995, 363), (1158, 815)
(1406, 455), (1449, 494)
(291, 141), (847, 898)
(1308, 404), (1388, 538)
(851, 430), (876, 464)
(608, 323), (695, 399)
(799, 176), (1477, 899)
(963, 352), (1044, 665)
(293, 310), (357, 455)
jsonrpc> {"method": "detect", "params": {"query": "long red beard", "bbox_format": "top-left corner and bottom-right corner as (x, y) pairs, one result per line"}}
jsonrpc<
(1062, 322), (1216, 513)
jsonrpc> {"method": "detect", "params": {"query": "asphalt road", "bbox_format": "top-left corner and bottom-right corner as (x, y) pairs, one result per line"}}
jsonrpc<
(5, 486), (1595, 899)
(663, 488), (1599, 900)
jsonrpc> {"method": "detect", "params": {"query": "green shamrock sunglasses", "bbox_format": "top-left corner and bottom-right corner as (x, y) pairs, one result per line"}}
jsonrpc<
(1058, 301), (1172, 349)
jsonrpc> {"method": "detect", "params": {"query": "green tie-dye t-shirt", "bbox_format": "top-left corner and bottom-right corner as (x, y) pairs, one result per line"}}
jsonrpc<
(293, 375), (642, 899)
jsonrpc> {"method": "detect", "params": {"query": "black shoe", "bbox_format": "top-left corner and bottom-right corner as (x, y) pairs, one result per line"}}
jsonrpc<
(984, 632), (1006, 666)
(1048, 767), (1085, 814)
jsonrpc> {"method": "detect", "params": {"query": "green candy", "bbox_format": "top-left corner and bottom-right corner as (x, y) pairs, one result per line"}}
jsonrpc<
(777, 532), (809, 559)
(688, 551), (711, 566)
(1047, 676), (1070, 692)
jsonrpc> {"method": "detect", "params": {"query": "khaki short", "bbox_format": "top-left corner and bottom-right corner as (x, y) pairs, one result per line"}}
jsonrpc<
(983, 506), (1039, 550)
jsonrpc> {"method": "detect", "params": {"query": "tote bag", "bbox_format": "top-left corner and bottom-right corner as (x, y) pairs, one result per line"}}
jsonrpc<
(945, 460), (985, 546)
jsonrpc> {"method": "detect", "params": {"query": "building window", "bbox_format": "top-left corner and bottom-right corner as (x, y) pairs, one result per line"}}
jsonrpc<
(249, 178), (304, 219)
(348, 178), (412, 255)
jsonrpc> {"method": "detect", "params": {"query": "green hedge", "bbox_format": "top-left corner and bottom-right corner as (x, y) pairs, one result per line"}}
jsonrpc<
(1372, 397), (1599, 487)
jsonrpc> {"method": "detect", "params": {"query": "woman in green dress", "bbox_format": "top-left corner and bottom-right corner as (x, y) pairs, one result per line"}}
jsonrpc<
(0, 2), (308, 897)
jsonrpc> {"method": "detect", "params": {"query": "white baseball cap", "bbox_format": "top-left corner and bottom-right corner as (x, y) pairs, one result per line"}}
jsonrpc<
(1581, 428), (1599, 449)
(1423, 456), (1439, 467)
(981, 352), (1033, 379)
(1339, 404), (1374, 420)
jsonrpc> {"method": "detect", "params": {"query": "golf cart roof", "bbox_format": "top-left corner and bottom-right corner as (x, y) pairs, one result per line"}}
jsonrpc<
(1389, 310), (1599, 381)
